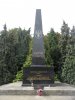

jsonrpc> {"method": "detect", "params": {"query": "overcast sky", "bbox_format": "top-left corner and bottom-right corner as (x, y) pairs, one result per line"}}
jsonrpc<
(0, 0), (75, 35)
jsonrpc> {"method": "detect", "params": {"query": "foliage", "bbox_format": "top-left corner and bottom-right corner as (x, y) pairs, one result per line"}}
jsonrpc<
(44, 35), (53, 65)
(61, 21), (70, 35)
(44, 29), (61, 73)
(13, 40), (32, 82)
(13, 70), (23, 82)
(0, 25), (31, 85)
(23, 40), (32, 67)
(57, 21), (75, 85)
(61, 38), (75, 85)
(44, 22), (75, 85)
(54, 74), (59, 81)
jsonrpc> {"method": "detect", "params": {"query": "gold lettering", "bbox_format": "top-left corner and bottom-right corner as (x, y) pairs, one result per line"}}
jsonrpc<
(27, 76), (50, 80)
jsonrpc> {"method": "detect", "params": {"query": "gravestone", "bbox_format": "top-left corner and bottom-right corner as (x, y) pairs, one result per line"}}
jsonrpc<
(22, 9), (54, 87)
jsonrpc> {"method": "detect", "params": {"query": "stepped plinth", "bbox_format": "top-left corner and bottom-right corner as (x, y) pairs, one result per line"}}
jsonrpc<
(0, 81), (75, 96)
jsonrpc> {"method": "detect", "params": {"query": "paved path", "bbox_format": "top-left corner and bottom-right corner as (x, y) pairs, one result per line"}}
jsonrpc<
(0, 96), (75, 100)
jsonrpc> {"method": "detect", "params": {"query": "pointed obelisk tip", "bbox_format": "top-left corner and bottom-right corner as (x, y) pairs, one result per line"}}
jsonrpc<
(36, 9), (41, 12)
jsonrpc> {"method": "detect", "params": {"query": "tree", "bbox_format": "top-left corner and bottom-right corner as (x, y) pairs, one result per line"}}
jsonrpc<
(62, 39), (75, 84)
(61, 21), (70, 35)
(70, 26), (75, 36)
(0, 26), (31, 85)
(45, 28), (61, 73)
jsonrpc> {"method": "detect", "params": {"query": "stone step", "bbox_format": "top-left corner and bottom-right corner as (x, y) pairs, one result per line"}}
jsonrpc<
(0, 81), (75, 96)
(0, 88), (75, 95)
(44, 88), (75, 96)
(0, 88), (75, 96)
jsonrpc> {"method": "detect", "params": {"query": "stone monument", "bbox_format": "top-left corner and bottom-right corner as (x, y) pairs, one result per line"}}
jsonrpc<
(32, 9), (45, 65)
(22, 9), (54, 87)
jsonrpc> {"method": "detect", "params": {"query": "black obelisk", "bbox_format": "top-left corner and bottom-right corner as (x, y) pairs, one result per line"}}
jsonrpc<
(22, 9), (54, 86)
(32, 9), (45, 65)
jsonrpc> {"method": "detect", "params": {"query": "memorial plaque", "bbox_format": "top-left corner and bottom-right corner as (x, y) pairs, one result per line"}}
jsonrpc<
(22, 9), (54, 86)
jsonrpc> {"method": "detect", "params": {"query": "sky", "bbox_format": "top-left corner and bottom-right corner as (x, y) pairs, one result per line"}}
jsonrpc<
(0, 0), (75, 35)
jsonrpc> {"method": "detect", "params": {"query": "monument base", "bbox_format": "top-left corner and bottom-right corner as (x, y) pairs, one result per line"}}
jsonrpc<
(22, 65), (54, 87)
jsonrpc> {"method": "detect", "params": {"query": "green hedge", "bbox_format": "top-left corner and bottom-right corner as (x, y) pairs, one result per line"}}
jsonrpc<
(13, 41), (32, 82)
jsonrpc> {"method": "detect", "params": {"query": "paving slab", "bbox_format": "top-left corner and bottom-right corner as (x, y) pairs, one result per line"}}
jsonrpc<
(0, 96), (75, 100)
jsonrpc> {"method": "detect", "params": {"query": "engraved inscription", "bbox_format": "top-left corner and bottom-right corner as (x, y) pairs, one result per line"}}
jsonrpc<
(27, 71), (50, 80)
(27, 75), (50, 80)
